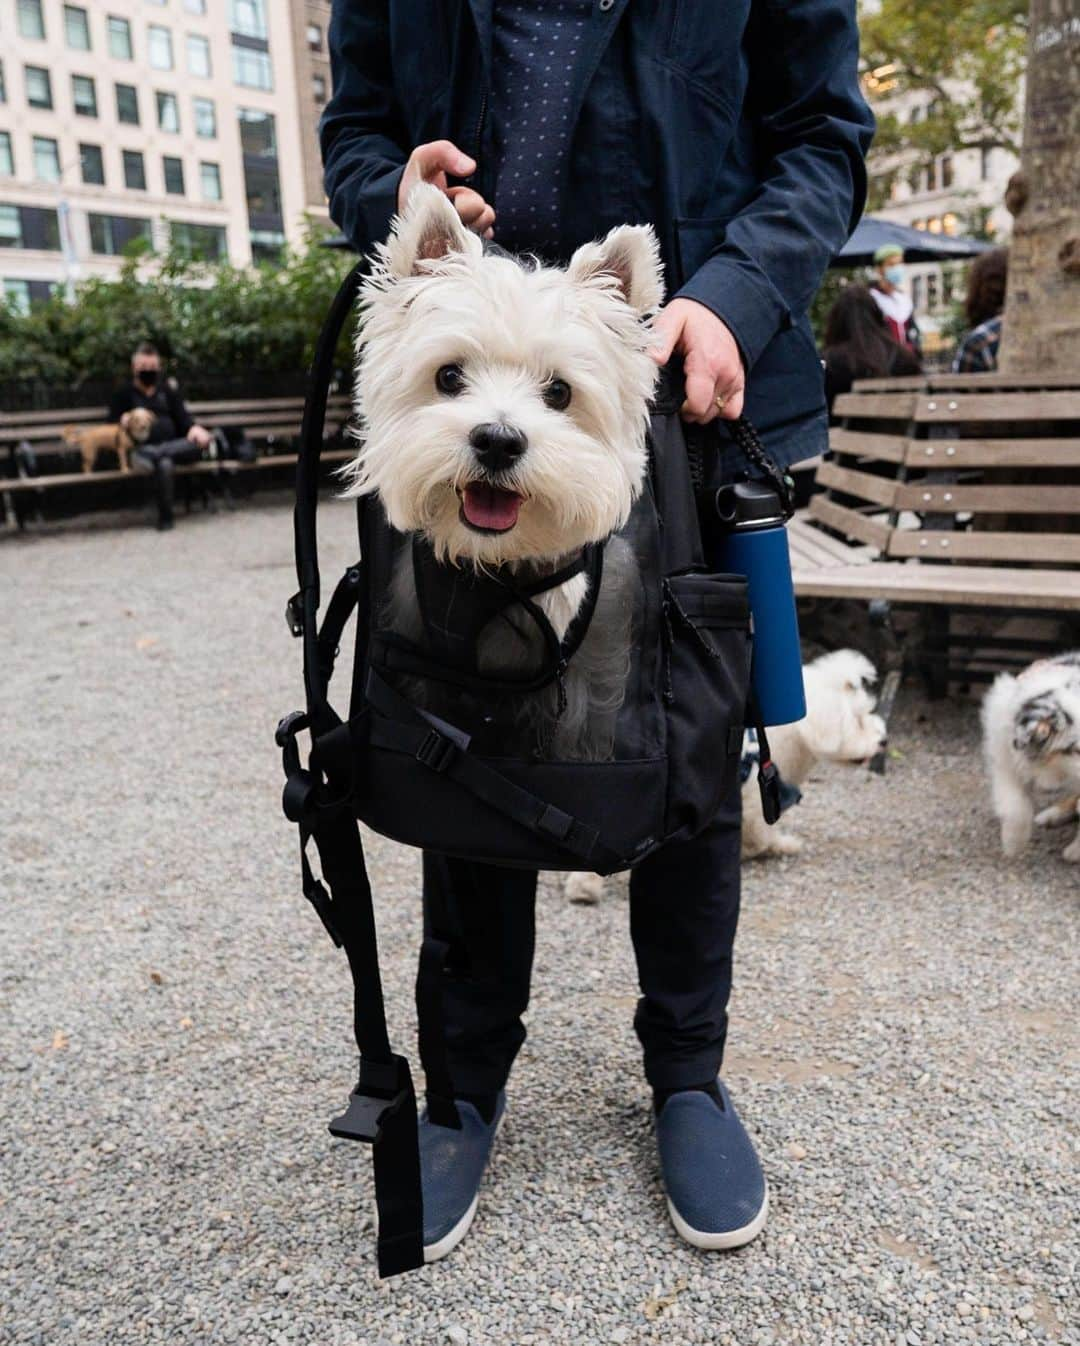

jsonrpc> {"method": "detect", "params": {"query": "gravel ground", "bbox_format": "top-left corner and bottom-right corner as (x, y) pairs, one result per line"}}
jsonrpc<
(2, 499), (1077, 1346)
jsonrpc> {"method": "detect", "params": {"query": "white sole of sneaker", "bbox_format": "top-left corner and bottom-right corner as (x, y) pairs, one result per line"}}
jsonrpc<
(666, 1182), (769, 1250)
(423, 1189), (481, 1264)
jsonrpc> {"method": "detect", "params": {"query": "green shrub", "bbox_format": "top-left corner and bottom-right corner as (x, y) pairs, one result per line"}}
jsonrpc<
(0, 218), (356, 400)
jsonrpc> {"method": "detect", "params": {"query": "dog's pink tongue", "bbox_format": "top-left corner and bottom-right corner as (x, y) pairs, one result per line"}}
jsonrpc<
(462, 483), (522, 531)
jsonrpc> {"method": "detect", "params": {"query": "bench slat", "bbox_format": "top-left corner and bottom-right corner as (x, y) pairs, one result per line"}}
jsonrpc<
(902, 437), (1080, 468)
(816, 461), (897, 508)
(1, 447), (356, 492)
(894, 483), (1080, 513)
(808, 495), (891, 550)
(833, 392), (918, 421)
(792, 562), (1080, 610)
(851, 373), (1080, 392)
(915, 392), (1080, 423)
(887, 529), (1080, 564)
(828, 428), (908, 462)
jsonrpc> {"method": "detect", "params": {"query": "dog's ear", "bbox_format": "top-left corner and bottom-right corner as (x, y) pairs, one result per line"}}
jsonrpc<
(566, 224), (664, 315)
(384, 181), (478, 278)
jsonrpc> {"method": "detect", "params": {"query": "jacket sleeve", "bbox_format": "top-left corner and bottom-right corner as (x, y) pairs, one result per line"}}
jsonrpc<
(320, 0), (409, 253)
(675, 0), (874, 371)
(108, 387), (131, 422)
(168, 384), (194, 437)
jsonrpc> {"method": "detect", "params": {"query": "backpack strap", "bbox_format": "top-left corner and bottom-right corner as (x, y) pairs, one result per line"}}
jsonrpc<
(280, 258), (426, 1279)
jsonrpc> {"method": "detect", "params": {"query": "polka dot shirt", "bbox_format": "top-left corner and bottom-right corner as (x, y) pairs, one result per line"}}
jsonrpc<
(490, 0), (592, 257)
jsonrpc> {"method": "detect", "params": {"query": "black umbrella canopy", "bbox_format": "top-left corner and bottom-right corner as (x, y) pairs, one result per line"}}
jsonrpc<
(832, 215), (994, 268)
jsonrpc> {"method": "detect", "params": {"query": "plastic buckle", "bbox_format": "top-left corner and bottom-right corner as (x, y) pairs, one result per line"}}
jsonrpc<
(415, 729), (456, 773)
(285, 592), (304, 638)
(328, 1090), (402, 1143)
(276, 709), (309, 750)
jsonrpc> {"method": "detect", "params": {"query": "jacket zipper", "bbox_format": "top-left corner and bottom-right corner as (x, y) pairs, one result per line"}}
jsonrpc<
(474, 92), (488, 164)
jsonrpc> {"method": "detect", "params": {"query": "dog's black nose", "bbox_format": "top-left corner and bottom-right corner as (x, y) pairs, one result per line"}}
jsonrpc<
(469, 422), (527, 473)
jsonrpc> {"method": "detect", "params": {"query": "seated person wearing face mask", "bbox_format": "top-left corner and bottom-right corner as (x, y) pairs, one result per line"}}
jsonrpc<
(108, 341), (214, 530)
(869, 244), (921, 357)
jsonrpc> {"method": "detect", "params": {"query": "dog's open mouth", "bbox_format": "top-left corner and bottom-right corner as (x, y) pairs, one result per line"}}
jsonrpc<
(459, 482), (523, 534)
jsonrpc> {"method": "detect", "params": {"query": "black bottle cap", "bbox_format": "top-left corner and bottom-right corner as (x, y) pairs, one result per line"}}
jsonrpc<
(714, 480), (784, 529)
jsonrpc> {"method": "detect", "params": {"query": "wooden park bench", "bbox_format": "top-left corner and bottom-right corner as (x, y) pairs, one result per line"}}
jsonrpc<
(789, 371), (1080, 692)
(1, 392), (355, 528)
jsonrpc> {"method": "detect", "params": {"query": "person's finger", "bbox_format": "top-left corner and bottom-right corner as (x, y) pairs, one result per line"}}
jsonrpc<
(483, 227), (495, 240)
(413, 140), (476, 181)
(681, 364), (717, 422)
(446, 187), (495, 233)
(648, 311), (682, 366)
(720, 384), (745, 420)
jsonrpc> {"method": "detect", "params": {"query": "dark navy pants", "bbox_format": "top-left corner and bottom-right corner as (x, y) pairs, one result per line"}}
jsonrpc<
(420, 789), (742, 1095)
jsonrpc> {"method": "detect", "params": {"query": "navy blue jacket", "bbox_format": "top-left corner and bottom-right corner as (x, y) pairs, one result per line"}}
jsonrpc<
(321, 0), (874, 466)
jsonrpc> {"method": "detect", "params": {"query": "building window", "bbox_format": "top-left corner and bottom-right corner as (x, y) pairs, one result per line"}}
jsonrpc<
(187, 34), (212, 77)
(80, 143), (105, 185)
(0, 204), (60, 251)
(232, 43), (273, 90)
(107, 15), (133, 59)
(148, 25), (174, 70)
(184, 0), (208, 12)
(88, 212), (152, 255)
(980, 146), (992, 182)
(193, 96), (216, 137)
(123, 149), (147, 190)
(200, 160), (222, 201)
(26, 66), (54, 110)
(313, 73), (327, 105)
(306, 23), (322, 50)
(0, 61), (6, 103)
(157, 91), (180, 132)
(73, 74), (98, 117)
(231, 0), (268, 40)
(925, 160), (938, 193)
(64, 4), (92, 49)
(911, 274), (923, 310)
(238, 108), (284, 262)
(17, 0), (46, 40)
(0, 133), (13, 177)
(163, 156), (185, 195)
(926, 272), (939, 311)
(4, 279), (31, 314)
(33, 137), (61, 183)
(116, 83), (139, 124)
(940, 154), (954, 190)
(170, 220), (227, 261)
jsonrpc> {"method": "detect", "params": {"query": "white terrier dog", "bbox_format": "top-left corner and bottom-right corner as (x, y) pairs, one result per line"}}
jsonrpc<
(344, 184), (664, 758)
(565, 648), (887, 898)
(981, 651), (1080, 863)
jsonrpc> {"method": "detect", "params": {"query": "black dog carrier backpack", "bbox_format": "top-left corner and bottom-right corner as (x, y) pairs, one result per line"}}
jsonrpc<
(277, 260), (788, 1276)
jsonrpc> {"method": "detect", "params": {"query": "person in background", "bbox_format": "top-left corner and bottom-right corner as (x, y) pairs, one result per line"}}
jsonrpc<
(869, 243), (921, 355)
(108, 342), (214, 531)
(823, 284), (921, 415)
(953, 248), (1008, 373)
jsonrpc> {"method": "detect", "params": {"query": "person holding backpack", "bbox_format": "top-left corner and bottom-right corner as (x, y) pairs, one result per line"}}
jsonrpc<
(321, 0), (873, 1259)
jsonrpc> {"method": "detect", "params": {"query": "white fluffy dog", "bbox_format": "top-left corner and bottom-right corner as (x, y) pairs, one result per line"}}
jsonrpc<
(343, 184), (663, 758)
(565, 648), (887, 898)
(740, 649), (887, 860)
(981, 651), (1080, 863)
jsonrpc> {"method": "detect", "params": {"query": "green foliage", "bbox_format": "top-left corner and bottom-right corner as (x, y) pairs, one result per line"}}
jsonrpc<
(861, 0), (1028, 167)
(0, 217), (355, 396)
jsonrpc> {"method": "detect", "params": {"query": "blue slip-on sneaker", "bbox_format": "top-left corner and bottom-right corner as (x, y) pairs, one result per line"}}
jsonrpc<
(419, 1094), (506, 1263)
(655, 1081), (769, 1249)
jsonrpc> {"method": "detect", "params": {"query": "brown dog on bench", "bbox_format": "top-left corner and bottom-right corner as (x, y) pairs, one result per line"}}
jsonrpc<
(63, 407), (156, 474)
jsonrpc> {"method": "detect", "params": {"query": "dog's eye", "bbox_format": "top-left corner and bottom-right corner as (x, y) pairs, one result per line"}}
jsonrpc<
(542, 378), (572, 411)
(435, 364), (467, 396)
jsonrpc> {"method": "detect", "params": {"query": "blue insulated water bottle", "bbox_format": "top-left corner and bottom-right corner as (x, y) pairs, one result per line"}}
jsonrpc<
(714, 481), (806, 726)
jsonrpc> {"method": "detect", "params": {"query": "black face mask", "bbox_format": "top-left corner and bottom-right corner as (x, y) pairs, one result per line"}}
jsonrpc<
(136, 370), (160, 390)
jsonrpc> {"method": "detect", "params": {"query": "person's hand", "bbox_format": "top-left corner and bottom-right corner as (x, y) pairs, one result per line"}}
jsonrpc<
(187, 424), (213, 451)
(397, 140), (495, 239)
(650, 298), (745, 423)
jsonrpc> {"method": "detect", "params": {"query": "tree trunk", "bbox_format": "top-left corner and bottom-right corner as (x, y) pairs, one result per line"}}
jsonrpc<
(998, 0), (1080, 373)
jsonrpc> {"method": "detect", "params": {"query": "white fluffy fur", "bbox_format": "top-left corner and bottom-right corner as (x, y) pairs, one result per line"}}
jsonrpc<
(981, 652), (1080, 863)
(564, 648), (888, 900)
(343, 183), (663, 640)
